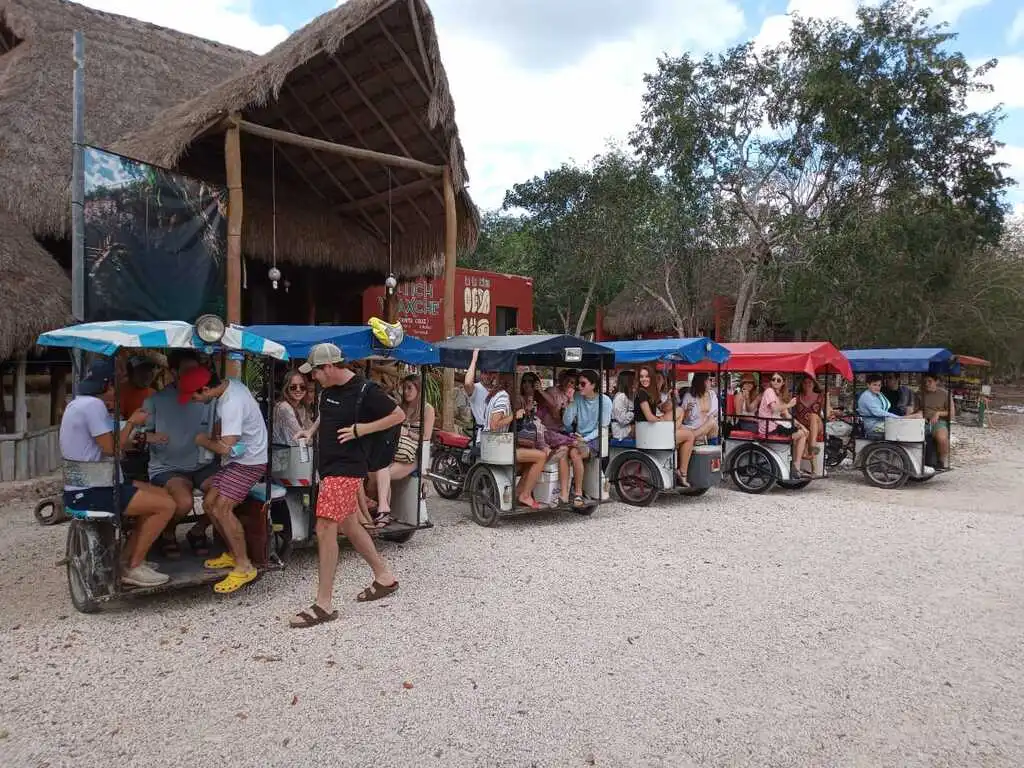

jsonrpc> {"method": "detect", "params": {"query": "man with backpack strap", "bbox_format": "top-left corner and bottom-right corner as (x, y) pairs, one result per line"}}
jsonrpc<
(290, 343), (405, 629)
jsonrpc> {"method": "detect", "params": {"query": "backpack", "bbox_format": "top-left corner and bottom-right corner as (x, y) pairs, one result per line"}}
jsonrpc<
(354, 379), (399, 467)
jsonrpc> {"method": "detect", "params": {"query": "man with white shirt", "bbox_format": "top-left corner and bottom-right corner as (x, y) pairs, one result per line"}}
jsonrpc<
(462, 349), (496, 447)
(177, 366), (268, 594)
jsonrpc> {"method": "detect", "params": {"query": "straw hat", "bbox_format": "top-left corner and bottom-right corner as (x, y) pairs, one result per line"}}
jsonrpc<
(739, 372), (757, 386)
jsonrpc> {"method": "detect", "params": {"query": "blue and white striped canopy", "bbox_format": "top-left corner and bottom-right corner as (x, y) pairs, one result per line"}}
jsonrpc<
(37, 321), (289, 360)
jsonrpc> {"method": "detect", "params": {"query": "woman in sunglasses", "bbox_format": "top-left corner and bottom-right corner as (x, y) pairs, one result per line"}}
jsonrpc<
(274, 369), (314, 446)
(758, 372), (812, 478)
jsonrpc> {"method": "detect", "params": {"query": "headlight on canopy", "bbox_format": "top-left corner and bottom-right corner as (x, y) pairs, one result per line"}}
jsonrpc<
(195, 314), (226, 344)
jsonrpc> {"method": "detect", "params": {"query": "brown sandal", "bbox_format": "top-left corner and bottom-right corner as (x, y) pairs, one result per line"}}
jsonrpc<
(357, 580), (399, 602)
(290, 604), (339, 628)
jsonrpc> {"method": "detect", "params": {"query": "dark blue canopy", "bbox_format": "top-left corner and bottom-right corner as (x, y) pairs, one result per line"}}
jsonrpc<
(841, 347), (960, 375)
(603, 337), (730, 365)
(247, 325), (438, 365)
(438, 334), (615, 371)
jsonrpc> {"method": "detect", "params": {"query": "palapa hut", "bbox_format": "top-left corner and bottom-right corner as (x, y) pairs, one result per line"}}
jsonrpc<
(0, 0), (476, 479)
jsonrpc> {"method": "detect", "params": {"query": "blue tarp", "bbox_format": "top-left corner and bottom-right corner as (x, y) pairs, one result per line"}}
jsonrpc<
(841, 348), (961, 375)
(437, 334), (616, 371)
(602, 337), (731, 365)
(247, 325), (438, 365)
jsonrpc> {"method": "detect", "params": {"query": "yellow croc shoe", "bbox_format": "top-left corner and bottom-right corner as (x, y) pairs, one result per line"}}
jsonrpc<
(204, 552), (236, 570)
(213, 568), (258, 594)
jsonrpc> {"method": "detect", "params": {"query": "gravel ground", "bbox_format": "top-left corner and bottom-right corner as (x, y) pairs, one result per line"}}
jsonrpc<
(1, 426), (1022, 768)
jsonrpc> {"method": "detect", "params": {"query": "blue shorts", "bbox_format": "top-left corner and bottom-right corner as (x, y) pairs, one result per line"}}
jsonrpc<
(63, 485), (138, 514)
(150, 462), (218, 489)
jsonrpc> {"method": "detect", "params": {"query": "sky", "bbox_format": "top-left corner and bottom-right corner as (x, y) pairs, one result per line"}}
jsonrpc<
(77, 0), (1024, 213)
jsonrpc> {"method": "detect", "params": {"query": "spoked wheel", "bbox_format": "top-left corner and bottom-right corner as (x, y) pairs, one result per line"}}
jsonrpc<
(382, 529), (416, 544)
(862, 444), (909, 489)
(35, 497), (69, 526)
(65, 520), (117, 614)
(908, 473), (936, 483)
(467, 467), (501, 527)
(777, 477), (812, 490)
(270, 500), (293, 564)
(824, 437), (849, 468)
(730, 446), (778, 494)
(609, 454), (661, 507)
(430, 451), (465, 500)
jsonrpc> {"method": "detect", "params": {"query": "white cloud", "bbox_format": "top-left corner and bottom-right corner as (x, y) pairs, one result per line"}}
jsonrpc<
(78, 0), (289, 53)
(1010, 9), (1024, 45)
(996, 144), (1024, 186)
(968, 55), (1024, 113)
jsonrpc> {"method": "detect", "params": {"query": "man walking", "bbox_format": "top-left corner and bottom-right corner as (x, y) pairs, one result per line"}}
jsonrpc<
(290, 343), (404, 628)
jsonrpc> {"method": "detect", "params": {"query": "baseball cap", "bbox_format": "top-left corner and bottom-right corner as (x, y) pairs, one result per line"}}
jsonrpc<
(77, 358), (115, 396)
(298, 343), (344, 374)
(176, 365), (213, 404)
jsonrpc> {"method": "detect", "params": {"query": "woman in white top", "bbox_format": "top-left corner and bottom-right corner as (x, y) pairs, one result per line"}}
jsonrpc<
(483, 374), (549, 509)
(610, 370), (636, 440)
(679, 373), (719, 441)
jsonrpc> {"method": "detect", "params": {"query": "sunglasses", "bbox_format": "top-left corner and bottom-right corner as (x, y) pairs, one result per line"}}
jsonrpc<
(288, 384), (307, 391)
(771, 377), (784, 383)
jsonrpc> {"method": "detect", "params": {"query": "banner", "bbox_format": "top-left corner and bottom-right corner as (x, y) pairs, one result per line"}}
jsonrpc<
(83, 147), (226, 323)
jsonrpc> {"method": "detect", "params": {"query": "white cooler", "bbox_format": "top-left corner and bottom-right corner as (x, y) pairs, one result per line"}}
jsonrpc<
(636, 421), (676, 450)
(534, 463), (562, 505)
(885, 418), (925, 443)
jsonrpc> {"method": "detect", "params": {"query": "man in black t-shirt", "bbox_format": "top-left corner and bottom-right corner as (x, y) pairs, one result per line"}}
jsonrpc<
(289, 343), (405, 629)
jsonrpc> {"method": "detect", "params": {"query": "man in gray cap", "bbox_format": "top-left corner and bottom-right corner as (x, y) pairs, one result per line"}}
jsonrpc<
(60, 359), (176, 587)
(289, 343), (405, 628)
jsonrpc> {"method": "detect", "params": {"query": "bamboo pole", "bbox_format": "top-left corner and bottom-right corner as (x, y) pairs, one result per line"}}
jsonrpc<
(441, 166), (457, 430)
(225, 113), (243, 378)
(232, 118), (445, 177)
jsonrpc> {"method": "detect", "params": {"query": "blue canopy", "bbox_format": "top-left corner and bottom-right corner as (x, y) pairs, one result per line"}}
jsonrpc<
(841, 347), (961, 375)
(37, 320), (289, 360)
(602, 337), (730, 365)
(247, 325), (438, 365)
(438, 334), (615, 371)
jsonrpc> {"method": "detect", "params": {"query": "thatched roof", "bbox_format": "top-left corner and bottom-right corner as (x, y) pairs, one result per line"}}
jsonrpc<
(0, 208), (72, 359)
(114, 0), (479, 275)
(602, 288), (679, 337)
(0, 0), (255, 237)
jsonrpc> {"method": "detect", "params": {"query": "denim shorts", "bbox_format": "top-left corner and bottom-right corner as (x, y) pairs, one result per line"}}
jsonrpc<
(63, 485), (138, 513)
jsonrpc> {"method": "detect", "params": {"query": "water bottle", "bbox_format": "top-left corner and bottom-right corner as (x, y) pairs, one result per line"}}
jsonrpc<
(297, 437), (311, 463)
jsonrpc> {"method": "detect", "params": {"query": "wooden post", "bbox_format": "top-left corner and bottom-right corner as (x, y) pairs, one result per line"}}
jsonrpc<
(50, 368), (68, 425)
(14, 358), (28, 479)
(441, 166), (458, 430)
(225, 114), (243, 378)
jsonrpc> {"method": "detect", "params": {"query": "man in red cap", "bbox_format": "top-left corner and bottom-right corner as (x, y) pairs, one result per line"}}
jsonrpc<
(177, 365), (268, 594)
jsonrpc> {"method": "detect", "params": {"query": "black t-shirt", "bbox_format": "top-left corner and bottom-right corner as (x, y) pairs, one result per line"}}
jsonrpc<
(317, 376), (398, 479)
(634, 390), (658, 422)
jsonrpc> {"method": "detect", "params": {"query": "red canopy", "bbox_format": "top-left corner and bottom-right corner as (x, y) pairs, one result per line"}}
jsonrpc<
(678, 341), (853, 380)
(955, 354), (990, 368)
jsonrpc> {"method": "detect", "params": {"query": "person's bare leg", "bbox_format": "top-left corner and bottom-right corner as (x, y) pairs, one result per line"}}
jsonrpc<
(390, 462), (416, 482)
(676, 428), (695, 484)
(569, 447), (585, 497)
(314, 517), (340, 611)
(792, 431), (808, 474)
(805, 415), (822, 457)
(935, 427), (950, 466)
(558, 452), (570, 503)
(339, 513), (396, 586)
(207, 496), (252, 571)
(515, 448), (547, 503)
(375, 469), (391, 514)
(123, 485), (175, 569)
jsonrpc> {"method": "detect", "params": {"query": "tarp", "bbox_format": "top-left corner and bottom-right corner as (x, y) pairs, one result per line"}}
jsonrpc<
(37, 320), (288, 360)
(247, 325), (438, 366)
(682, 341), (853, 379)
(602, 337), (731, 365)
(437, 334), (615, 371)
(842, 348), (960, 375)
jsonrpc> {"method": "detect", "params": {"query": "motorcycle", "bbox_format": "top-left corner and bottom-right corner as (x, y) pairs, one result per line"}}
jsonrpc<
(825, 411), (857, 468)
(426, 430), (475, 499)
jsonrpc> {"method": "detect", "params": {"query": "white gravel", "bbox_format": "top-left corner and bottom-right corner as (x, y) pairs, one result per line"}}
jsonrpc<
(1, 425), (1023, 768)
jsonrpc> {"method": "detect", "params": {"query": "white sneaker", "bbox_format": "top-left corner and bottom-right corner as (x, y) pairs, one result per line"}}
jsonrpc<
(122, 564), (171, 587)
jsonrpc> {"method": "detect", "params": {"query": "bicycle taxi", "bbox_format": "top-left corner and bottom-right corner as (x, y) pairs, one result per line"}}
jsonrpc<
(601, 337), (731, 506)
(840, 347), (958, 489)
(683, 342), (853, 494)
(37, 318), (289, 613)
(436, 334), (615, 526)
(246, 324), (437, 549)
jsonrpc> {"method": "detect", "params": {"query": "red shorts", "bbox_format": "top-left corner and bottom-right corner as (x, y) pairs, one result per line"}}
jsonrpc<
(315, 476), (361, 523)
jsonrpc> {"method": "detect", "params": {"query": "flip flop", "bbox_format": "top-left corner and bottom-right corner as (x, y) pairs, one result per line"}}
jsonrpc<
(572, 494), (585, 509)
(517, 498), (542, 510)
(289, 604), (339, 629)
(213, 568), (258, 594)
(357, 580), (399, 602)
(204, 552), (236, 570)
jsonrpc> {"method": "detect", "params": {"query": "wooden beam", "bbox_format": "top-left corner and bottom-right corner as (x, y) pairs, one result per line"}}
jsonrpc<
(368, 52), (446, 158)
(441, 165), (457, 431)
(225, 115), (243, 378)
(375, 16), (430, 99)
(14, 358), (27, 479)
(315, 84), (430, 227)
(282, 83), (407, 234)
(336, 177), (437, 213)
(407, 0), (435, 89)
(329, 55), (446, 212)
(231, 117), (444, 176)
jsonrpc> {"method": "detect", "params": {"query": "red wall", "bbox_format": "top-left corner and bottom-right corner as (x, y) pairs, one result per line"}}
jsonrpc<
(362, 268), (534, 342)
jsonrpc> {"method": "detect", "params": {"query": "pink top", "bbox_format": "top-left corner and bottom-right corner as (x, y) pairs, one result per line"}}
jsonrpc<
(757, 387), (780, 435)
(538, 386), (569, 432)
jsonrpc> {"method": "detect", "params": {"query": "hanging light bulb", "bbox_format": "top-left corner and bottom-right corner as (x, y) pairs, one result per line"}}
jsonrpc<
(268, 266), (282, 290)
(283, 279), (291, 294)
(385, 273), (397, 294)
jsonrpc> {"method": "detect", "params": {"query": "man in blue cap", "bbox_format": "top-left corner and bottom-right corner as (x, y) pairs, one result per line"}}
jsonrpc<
(60, 358), (176, 587)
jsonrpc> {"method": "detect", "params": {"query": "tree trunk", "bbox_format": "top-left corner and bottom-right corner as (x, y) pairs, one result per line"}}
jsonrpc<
(729, 266), (759, 342)
(574, 277), (598, 337)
